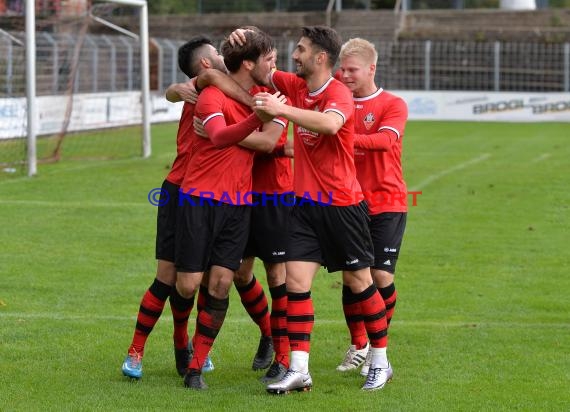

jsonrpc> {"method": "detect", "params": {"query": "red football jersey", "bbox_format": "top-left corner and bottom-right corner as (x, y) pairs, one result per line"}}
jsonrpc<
(181, 86), (255, 204)
(247, 85), (293, 193)
(166, 101), (195, 186)
(270, 71), (361, 206)
(252, 125), (293, 193)
(353, 88), (408, 214)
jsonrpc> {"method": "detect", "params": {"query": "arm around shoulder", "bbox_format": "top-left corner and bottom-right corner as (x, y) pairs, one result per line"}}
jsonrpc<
(197, 69), (253, 107)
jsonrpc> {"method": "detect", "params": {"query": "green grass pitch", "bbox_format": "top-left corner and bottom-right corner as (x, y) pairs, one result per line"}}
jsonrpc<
(0, 120), (569, 411)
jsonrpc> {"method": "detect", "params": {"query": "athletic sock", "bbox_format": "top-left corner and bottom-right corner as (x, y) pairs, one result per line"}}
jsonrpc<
(269, 283), (289, 368)
(356, 284), (388, 349)
(188, 294), (229, 371)
(128, 278), (171, 356)
(287, 291), (314, 354)
(169, 287), (195, 350)
(197, 284), (208, 312)
(235, 275), (271, 337)
(369, 347), (389, 369)
(342, 285), (368, 349)
(379, 283), (397, 326)
(290, 350), (309, 374)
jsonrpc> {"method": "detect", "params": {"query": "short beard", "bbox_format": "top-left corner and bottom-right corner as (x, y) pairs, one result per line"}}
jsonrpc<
(295, 68), (307, 79)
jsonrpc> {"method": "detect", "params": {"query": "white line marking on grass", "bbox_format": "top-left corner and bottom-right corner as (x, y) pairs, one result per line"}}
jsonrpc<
(410, 153), (491, 191)
(531, 153), (550, 163)
(0, 152), (175, 187)
(1, 312), (569, 329)
(0, 199), (147, 208)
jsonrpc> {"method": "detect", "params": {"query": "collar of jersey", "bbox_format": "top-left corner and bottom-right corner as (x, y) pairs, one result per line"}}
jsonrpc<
(353, 87), (384, 102)
(308, 77), (335, 97)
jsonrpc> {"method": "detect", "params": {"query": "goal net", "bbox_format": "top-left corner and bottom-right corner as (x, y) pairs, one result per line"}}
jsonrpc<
(0, 0), (150, 178)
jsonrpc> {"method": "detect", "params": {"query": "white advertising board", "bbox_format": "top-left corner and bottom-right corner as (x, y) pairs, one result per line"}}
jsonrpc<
(1, 91), (568, 140)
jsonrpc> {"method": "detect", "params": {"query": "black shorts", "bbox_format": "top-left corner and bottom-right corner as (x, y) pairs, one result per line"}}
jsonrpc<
(369, 212), (407, 274)
(243, 193), (292, 263)
(155, 179), (180, 262)
(175, 195), (251, 272)
(288, 200), (374, 273)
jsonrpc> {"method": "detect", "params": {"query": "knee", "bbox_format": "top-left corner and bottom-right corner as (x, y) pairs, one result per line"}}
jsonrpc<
(372, 269), (394, 288)
(265, 263), (285, 287)
(176, 278), (199, 299)
(233, 268), (252, 287)
(211, 277), (233, 299)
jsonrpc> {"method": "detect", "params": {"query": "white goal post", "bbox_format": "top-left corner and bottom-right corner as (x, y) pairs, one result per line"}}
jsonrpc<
(25, 0), (151, 177)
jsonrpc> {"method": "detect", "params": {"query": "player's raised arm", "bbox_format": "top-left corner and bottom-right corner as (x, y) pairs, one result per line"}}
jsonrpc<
(196, 68), (253, 107)
(165, 79), (198, 103)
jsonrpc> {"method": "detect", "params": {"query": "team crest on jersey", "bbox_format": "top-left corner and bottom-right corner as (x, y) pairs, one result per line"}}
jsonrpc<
(363, 113), (375, 130)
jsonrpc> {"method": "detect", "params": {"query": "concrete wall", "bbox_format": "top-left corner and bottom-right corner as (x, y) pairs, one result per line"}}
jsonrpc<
(401, 9), (570, 42)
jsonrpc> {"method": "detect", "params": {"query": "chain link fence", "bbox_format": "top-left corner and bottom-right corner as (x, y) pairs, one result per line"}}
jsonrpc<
(1, 33), (568, 96)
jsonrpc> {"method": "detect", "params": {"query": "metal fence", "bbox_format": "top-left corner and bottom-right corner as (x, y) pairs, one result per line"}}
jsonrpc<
(1, 31), (141, 97)
(1, 32), (569, 97)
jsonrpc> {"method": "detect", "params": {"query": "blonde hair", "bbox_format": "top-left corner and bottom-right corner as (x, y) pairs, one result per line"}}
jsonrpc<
(339, 38), (378, 66)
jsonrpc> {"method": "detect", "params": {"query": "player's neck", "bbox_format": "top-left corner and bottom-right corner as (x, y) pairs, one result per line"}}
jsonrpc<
(306, 70), (333, 93)
(230, 72), (254, 92)
(353, 83), (378, 98)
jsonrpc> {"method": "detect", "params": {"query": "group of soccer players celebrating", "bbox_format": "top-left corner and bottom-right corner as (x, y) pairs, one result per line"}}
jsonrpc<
(121, 24), (409, 395)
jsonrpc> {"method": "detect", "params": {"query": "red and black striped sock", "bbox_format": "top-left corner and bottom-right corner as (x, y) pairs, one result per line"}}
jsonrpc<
(342, 285), (368, 349)
(379, 283), (397, 327)
(128, 278), (171, 356)
(169, 287), (195, 350)
(197, 284), (208, 313)
(192, 285), (209, 349)
(357, 284), (388, 348)
(235, 275), (271, 337)
(287, 291), (314, 353)
(188, 294), (229, 371)
(269, 283), (289, 368)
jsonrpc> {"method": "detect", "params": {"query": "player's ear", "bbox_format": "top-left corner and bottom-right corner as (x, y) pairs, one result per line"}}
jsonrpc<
(317, 50), (328, 66)
(201, 57), (211, 69)
(369, 64), (376, 75)
(316, 52), (323, 65)
(243, 60), (255, 71)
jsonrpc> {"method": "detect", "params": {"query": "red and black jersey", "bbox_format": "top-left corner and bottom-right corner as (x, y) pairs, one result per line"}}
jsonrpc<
(166, 101), (195, 185)
(353, 88), (408, 214)
(181, 86), (255, 204)
(252, 89), (293, 194)
(270, 70), (361, 206)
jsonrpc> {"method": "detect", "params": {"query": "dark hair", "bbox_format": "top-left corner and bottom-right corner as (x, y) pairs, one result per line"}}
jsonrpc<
(301, 26), (342, 68)
(221, 30), (275, 73)
(177, 35), (213, 78)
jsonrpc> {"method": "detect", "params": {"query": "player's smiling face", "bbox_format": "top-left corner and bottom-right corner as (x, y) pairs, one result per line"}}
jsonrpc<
(339, 55), (374, 96)
(292, 37), (316, 79)
(251, 50), (275, 86)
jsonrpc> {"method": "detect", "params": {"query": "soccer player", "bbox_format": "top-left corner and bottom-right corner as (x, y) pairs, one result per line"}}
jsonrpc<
(230, 47), (293, 382)
(233, 147), (293, 382)
(174, 30), (283, 390)
(235, 26), (392, 392)
(335, 38), (408, 376)
(121, 36), (233, 380)
(193, 44), (294, 383)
